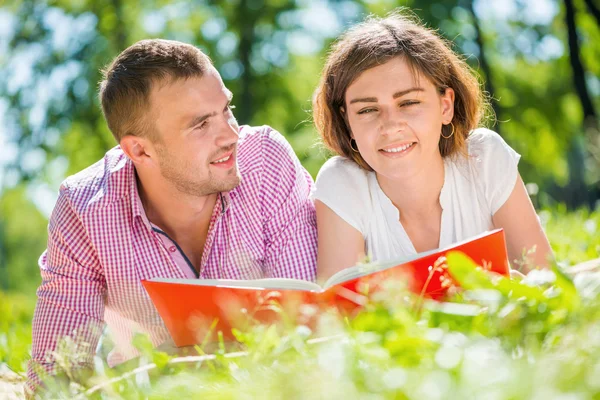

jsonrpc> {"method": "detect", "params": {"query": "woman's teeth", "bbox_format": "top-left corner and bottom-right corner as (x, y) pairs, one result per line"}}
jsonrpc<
(381, 143), (414, 153)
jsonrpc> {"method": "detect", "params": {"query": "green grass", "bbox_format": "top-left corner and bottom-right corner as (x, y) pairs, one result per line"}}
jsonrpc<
(1, 205), (599, 398)
(0, 292), (35, 375)
(541, 205), (600, 264)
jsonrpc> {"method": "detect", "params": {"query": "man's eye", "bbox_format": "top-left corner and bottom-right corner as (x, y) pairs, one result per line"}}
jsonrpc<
(196, 120), (208, 130)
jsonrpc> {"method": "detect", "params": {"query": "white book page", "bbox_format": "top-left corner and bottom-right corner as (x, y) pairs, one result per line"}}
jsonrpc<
(322, 248), (441, 289)
(149, 277), (323, 292)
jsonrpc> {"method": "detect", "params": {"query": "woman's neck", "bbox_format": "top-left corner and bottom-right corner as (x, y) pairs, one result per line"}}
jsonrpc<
(377, 153), (446, 219)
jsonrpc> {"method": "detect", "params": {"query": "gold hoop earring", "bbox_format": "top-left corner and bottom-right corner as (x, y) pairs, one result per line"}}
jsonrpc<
(350, 139), (359, 152)
(441, 122), (455, 139)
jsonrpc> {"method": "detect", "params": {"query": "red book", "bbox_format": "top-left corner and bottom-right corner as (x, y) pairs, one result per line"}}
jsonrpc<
(142, 229), (509, 347)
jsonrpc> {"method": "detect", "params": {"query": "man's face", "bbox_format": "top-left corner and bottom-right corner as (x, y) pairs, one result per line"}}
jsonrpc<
(148, 67), (241, 197)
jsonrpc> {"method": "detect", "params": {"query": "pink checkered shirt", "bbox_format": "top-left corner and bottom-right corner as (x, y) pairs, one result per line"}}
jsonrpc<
(27, 125), (317, 390)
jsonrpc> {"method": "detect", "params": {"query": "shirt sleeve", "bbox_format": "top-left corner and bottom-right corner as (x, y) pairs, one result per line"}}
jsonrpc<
(311, 156), (370, 235)
(468, 128), (521, 215)
(26, 185), (106, 394)
(259, 127), (317, 281)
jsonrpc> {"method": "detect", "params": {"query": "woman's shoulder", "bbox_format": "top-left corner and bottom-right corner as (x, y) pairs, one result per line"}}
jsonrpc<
(314, 155), (372, 201)
(312, 156), (373, 233)
(467, 128), (506, 152)
(464, 127), (521, 171)
(315, 156), (369, 185)
(458, 127), (521, 214)
(467, 128), (516, 160)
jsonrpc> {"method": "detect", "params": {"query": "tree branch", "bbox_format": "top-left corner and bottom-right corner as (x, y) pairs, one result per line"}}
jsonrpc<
(583, 0), (600, 28)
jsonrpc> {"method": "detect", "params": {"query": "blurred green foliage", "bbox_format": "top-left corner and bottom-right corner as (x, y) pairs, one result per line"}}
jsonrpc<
(0, 292), (35, 374)
(1, 2), (600, 397)
(2, 204), (598, 380)
(5, 234), (600, 398)
(0, 0), (598, 310)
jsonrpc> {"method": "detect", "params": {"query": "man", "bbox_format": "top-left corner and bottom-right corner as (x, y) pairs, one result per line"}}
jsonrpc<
(27, 39), (317, 392)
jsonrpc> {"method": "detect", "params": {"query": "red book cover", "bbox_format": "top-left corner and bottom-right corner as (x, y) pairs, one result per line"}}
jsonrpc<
(142, 229), (509, 347)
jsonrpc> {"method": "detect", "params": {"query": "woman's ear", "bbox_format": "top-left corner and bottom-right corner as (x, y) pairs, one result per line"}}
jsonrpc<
(441, 87), (455, 123)
(340, 106), (352, 135)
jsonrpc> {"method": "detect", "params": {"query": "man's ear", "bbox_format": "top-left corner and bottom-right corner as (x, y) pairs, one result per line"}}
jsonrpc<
(120, 135), (154, 166)
(441, 87), (455, 123)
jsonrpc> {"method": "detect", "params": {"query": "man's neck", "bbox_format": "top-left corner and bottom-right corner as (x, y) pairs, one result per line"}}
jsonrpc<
(136, 174), (217, 245)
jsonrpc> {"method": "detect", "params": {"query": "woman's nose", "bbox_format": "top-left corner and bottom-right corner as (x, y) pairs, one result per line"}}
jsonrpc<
(379, 111), (406, 136)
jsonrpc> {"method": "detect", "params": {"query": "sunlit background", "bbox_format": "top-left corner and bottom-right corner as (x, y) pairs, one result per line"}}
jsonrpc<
(0, 0), (599, 302)
(0, 2), (600, 395)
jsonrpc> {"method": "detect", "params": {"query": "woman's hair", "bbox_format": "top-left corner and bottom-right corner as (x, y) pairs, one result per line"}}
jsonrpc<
(313, 11), (491, 170)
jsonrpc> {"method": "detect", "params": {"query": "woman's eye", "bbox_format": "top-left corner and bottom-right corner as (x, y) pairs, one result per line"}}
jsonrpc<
(401, 100), (420, 107)
(358, 108), (376, 115)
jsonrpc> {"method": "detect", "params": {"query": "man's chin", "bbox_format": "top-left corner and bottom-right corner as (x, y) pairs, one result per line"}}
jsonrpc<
(226, 174), (242, 191)
(216, 171), (241, 193)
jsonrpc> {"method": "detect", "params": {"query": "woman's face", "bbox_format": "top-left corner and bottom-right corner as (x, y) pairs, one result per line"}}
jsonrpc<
(344, 56), (455, 182)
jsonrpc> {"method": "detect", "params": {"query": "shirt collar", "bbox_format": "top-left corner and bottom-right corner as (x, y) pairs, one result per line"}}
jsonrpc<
(220, 191), (231, 212)
(129, 165), (154, 231)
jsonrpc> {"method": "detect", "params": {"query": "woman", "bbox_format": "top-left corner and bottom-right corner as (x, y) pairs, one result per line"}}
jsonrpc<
(312, 12), (552, 281)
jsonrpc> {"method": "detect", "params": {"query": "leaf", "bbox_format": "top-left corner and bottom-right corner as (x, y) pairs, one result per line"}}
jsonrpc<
(551, 264), (581, 312)
(446, 251), (496, 290)
(447, 251), (547, 303)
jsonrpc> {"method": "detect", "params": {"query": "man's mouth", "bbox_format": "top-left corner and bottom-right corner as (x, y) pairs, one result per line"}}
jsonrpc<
(211, 153), (232, 164)
(210, 150), (236, 169)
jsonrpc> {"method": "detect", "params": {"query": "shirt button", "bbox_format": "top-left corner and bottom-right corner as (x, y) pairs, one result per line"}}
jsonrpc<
(169, 246), (177, 253)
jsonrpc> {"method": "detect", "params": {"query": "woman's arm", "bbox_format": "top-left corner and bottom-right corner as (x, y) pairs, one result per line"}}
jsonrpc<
(492, 175), (553, 271)
(315, 200), (366, 283)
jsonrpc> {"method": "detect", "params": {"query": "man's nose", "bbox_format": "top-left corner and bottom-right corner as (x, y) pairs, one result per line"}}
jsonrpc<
(216, 116), (239, 148)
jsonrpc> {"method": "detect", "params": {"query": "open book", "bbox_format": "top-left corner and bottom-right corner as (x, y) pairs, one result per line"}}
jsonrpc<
(142, 229), (509, 347)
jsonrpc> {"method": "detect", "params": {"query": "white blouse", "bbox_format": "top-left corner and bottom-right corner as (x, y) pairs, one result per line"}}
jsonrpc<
(311, 128), (521, 261)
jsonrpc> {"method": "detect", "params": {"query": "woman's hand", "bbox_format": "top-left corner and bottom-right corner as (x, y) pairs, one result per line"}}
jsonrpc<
(510, 269), (526, 280)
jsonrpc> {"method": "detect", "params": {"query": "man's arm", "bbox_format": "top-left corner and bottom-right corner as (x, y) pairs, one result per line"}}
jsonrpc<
(26, 186), (106, 395)
(260, 128), (317, 281)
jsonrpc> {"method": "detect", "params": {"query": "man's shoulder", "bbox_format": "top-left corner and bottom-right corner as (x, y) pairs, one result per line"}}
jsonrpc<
(237, 125), (298, 174)
(233, 125), (312, 205)
(60, 146), (133, 215)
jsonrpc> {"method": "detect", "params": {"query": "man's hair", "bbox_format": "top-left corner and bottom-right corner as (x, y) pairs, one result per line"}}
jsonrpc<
(99, 39), (212, 142)
(313, 11), (491, 170)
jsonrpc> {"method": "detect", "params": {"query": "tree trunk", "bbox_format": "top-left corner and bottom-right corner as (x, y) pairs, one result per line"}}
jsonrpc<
(465, 0), (501, 133)
(235, 0), (259, 124)
(583, 0), (600, 28)
(565, 0), (597, 127)
(564, 0), (597, 207)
